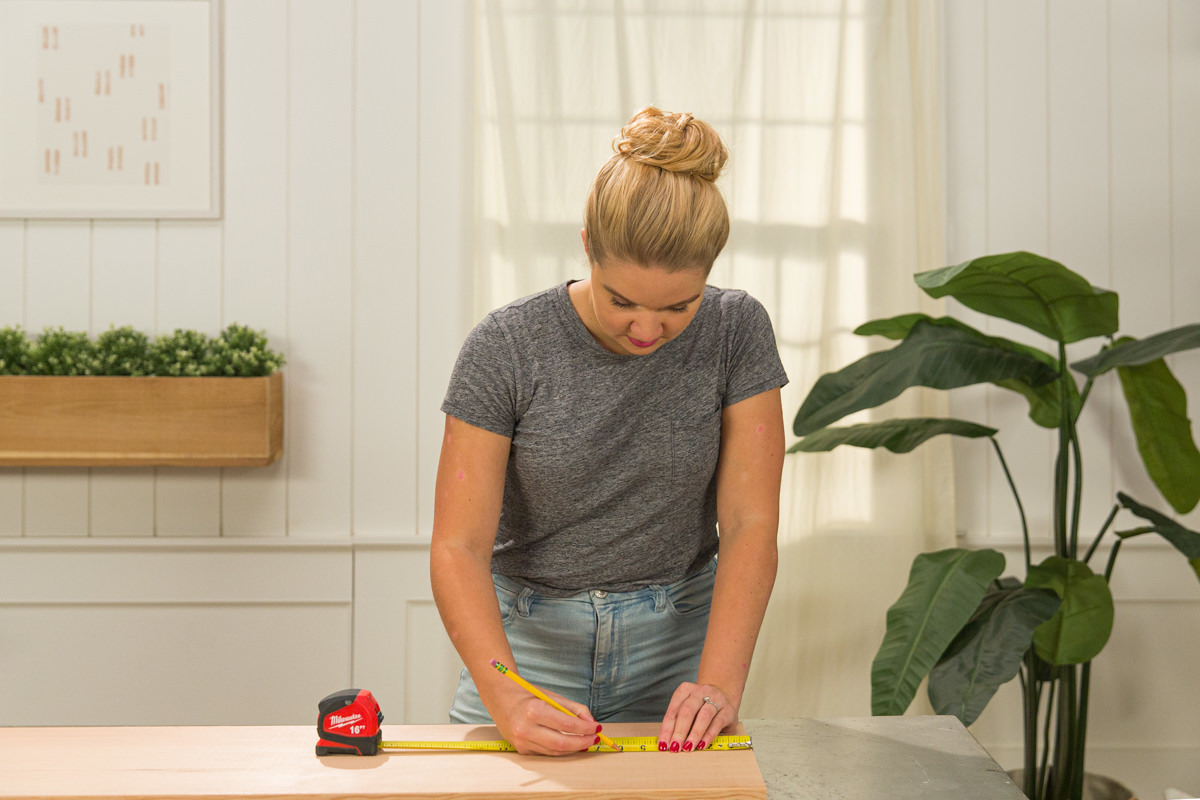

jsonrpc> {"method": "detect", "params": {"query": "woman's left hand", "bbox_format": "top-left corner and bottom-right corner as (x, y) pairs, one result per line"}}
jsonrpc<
(657, 681), (737, 752)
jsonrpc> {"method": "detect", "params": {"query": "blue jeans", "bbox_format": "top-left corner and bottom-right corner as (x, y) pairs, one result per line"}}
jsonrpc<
(448, 557), (716, 723)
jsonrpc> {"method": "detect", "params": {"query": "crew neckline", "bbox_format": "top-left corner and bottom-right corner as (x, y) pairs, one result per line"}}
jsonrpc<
(556, 280), (707, 359)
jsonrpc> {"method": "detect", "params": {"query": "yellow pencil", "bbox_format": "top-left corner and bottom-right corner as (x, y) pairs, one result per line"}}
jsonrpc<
(489, 659), (623, 751)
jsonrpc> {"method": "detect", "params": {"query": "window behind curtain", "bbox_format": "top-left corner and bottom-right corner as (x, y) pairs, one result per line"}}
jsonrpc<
(473, 0), (951, 719)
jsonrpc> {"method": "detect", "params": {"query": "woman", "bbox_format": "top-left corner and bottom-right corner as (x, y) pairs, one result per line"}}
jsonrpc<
(431, 107), (786, 756)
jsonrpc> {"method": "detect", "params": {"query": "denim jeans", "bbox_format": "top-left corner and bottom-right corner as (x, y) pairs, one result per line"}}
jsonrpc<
(448, 557), (716, 723)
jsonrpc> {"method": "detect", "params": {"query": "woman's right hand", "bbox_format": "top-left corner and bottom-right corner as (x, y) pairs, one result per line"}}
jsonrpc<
(489, 685), (602, 756)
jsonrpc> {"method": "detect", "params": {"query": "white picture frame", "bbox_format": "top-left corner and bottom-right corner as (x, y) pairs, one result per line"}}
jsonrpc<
(0, 0), (221, 219)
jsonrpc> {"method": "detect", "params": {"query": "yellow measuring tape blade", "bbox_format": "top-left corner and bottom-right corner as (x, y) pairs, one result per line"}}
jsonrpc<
(379, 734), (752, 753)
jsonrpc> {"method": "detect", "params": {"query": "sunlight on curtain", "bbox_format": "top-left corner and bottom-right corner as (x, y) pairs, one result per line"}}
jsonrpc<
(474, 0), (953, 719)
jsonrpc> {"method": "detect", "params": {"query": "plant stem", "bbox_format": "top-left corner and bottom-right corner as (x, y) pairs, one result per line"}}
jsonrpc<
(1078, 375), (1095, 408)
(1039, 673), (1057, 800)
(1021, 657), (1038, 798)
(991, 438), (1032, 572)
(1055, 665), (1078, 800)
(1103, 538), (1123, 582)
(1073, 663), (1092, 800)
(1068, 416), (1083, 560)
(1082, 503), (1120, 565)
(1054, 343), (1072, 558)
(1054, 535), (1121, 800)
(1067, 367), (1087, 562)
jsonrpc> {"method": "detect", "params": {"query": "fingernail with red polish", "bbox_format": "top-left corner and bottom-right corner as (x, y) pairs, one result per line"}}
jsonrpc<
(593, 736), (600, 745)
(658, 741), (667, 751)
(682, 741), (693, 752)
(595, 724), (602, 734)
(670, 741), (680, 753)
(698, 741), (707, 751)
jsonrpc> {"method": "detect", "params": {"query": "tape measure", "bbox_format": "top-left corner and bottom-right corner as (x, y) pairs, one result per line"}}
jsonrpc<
(316, 688), (753, 756)
(378, 734), (752, 752)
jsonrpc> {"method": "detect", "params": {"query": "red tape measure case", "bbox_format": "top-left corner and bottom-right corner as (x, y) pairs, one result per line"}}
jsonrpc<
(315, 688), (383, 756)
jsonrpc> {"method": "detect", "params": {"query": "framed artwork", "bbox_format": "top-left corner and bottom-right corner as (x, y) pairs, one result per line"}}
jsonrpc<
(0, 0), (221, 218)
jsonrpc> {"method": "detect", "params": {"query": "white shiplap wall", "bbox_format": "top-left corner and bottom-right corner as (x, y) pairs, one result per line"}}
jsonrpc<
(944, 1), (1200, 798)
(0, 0), (472, 725)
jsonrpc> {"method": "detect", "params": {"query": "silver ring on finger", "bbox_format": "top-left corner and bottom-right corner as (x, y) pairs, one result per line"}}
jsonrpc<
(702, 696), (719, 712)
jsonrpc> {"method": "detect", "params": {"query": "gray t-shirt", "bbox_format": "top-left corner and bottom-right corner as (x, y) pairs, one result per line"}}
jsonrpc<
(441, 281), (788, 596)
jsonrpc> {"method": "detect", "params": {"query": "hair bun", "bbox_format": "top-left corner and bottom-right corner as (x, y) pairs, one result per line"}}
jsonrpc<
(614, 106), (728, 182)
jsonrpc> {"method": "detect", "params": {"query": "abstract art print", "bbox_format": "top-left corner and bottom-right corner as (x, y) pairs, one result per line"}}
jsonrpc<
(0, 0), (221, 218)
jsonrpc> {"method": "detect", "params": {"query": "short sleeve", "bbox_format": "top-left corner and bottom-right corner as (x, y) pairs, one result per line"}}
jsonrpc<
(441, 315), (520, 438)
(723, 294), (789, 407)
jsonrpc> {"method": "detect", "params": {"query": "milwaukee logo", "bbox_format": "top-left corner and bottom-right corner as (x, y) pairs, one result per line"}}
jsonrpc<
(328, 713), (364, 730)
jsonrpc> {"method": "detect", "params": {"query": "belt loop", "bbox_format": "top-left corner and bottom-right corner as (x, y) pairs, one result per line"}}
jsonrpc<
(651, 584), (667, 613)
(516, 586), (534, 617)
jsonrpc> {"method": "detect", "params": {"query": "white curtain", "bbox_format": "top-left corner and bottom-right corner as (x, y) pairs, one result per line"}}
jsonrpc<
(474, 0), (953, 719)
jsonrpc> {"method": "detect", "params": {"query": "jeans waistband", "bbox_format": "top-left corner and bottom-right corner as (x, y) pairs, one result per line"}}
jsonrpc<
(492, 556), (717, 616)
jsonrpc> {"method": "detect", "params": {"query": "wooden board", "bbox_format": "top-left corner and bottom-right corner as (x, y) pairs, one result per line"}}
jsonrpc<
(0, 723), (765, 800)
(0, 372), (283, 466)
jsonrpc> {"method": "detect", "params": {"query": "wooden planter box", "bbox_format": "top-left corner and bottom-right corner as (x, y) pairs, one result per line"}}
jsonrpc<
(0, 372), (283, 467)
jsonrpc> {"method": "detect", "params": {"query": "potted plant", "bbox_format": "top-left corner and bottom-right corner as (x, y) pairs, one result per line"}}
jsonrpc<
(788, 252), (1200, 800)
(0, 323), (286, 466)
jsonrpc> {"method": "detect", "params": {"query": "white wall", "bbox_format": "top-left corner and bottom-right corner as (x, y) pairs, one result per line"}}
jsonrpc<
(943, 1), (1200, 798)
(0, 0), (472, 725)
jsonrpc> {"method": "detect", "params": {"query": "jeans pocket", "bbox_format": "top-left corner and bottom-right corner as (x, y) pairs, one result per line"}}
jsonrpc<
(663, 560), (716, 618)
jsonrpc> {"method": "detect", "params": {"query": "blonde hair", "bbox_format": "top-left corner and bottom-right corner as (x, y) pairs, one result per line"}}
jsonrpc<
(584, 107), (730, 274)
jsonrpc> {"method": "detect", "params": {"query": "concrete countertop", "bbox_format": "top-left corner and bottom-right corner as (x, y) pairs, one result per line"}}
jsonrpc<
(746, 716), (1025, 799)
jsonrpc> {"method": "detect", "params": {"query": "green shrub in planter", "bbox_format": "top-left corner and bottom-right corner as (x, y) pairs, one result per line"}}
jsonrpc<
(0, 323), (284, 377)
(30, 327), (94, 376)
(93, 326), (155, 376)
(0, 326), (32, 375)
(205, 323), (286, 377)
(151, 329), (212, 377)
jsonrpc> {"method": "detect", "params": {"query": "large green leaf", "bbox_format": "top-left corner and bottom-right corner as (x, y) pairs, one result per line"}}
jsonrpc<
(928, 583), (1061, 726)
(1071, 323), (1200, 377)
(851, 313), (1077, 429)
(1116, 353), (1200, 514)
(788, 418), (997, 454)
(871, 548), (1005, 717)
(1116, 492), (1200, 583)
(915, 252), (1119, 344)
(794, 320), (1058, 436)
(854, 314), (939, 340)
(1025, 557), (1114, 665)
